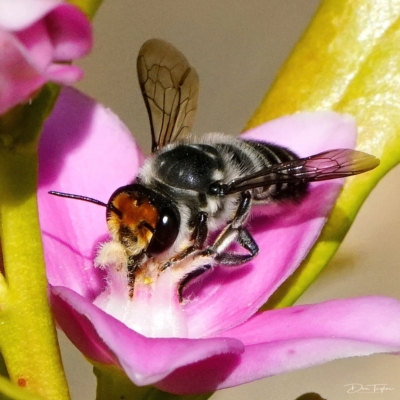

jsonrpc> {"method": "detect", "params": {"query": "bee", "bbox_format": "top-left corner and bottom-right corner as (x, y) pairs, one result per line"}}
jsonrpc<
(50, 39), (379, 297)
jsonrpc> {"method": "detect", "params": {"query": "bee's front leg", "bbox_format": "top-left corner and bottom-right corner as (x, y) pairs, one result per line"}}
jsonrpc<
(159, 211), (208, 271)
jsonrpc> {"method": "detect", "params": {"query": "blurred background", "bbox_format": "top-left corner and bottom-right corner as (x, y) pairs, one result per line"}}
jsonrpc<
(60, 0), (400, 398)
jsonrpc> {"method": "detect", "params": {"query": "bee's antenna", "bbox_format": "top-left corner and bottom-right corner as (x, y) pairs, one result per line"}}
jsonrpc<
(48, 191), (123, 218)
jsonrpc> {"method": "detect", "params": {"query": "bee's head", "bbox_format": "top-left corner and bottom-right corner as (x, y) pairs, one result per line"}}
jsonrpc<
(107, 184), (180, 257)
(49, 184), (180, 258)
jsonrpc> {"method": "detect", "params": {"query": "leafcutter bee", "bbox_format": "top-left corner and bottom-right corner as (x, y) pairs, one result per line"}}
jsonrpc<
(50, 39), (379, 297)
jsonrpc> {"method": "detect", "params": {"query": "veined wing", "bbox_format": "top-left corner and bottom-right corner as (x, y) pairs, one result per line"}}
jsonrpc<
(137, 39), (199, 152)
(224, 149), (380, 194)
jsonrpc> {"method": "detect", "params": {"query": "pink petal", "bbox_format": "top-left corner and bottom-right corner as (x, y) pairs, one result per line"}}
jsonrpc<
(14, 19), (54, 71)
(50, 286), (116, 366)
(0, 0), (61, 31)
(0, 1), (91, 113)
(13, 4), (92, 68)
(45, 5), (92, 60)
(50, 286), (244, 386)
(38, 87), (144, 300)
(0, 28), (47, 113)
(183, 112), (358, 337)
(45, 64), (84, 83)
(158, 297), (400, 394)
(243, 111), (357, 157)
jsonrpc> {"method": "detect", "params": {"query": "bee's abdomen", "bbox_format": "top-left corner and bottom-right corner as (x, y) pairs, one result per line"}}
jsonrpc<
(246, 140), (309, 201)
(218, 140), (309, 202)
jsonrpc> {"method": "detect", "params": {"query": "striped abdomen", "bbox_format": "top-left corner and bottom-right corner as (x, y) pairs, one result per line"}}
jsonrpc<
(215, 139), (309, 202)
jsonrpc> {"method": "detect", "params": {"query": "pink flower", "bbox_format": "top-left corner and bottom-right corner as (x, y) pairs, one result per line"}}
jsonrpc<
(38, 87), (400, 394)
(0, 0), (92, 114)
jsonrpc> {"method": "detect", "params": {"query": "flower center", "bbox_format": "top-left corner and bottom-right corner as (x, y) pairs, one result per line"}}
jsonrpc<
(93, 243), (214, 338)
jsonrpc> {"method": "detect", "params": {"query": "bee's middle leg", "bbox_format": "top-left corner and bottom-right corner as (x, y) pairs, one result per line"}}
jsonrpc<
(201, 191), (259, 266)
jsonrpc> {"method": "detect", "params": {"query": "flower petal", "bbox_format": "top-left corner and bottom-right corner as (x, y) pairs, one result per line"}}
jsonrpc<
(45, 63), (84, 84)
(44, 4), (93, 61)
(0, 0), (91, 114)
(50, 286), (244, 386)
(0, 28), (47, 114)
(0, 0), (61, 31)
(158, 297), (400, 394)
(183, 112), (358, 337)
(243, 111), (357, 157)
(38, 87), (144, 299)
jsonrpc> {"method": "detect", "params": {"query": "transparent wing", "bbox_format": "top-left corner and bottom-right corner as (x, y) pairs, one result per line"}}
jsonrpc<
(137, 38), (199, 152)
(225, 149), (380, 194)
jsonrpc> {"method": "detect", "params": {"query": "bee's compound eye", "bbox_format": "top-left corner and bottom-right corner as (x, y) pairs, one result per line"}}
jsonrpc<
(147, 208), (180, 256)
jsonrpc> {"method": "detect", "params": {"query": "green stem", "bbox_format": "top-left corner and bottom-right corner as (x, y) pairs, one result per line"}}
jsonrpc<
(94, 364), (213, 400)
(67, 0), (103, 19)
(0, 152), (70, 400)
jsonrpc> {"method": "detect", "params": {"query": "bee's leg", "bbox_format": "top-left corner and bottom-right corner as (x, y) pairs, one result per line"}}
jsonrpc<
(213, 227), (258, 265)
(201, 191), (259, 265)
(178, 264), (212, 302)
(159, 212), (208, 271)
(190, 211), (209, 247)
(127, 251), (146, 298)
